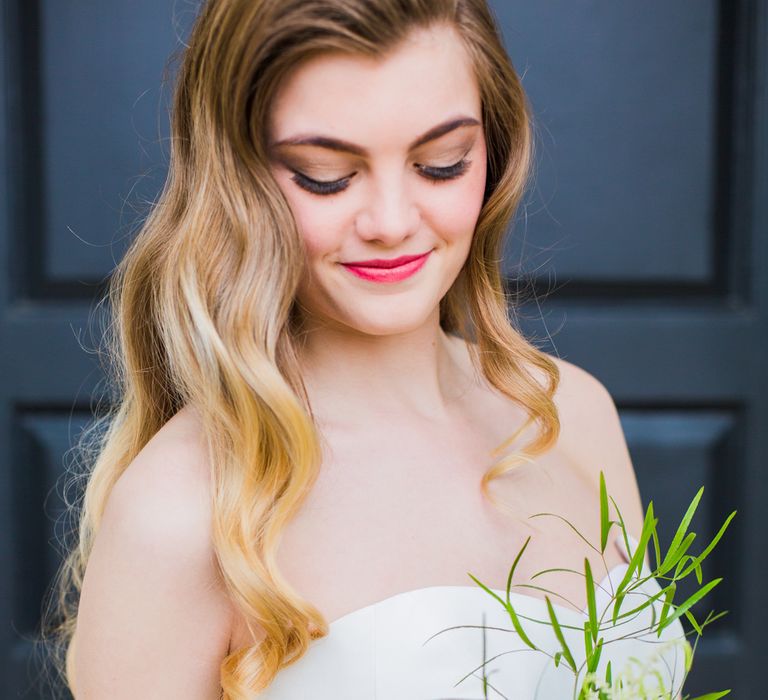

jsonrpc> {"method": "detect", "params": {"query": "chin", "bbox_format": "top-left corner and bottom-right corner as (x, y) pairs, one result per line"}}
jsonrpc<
(339, 306), (436, 337)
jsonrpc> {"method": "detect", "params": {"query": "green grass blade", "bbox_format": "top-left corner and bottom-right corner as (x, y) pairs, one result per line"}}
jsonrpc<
(700, 609), (730, 628)
(614, 502), (656, 602)
(530, 567), (581, 581)
(651, 521), (662, 571)
(545, 596), (577, 672)
(583, 621), (593, 662)
(530, 512), (601, 553)
(660, 486), (704, 573)
(468, 572), (507, 607)
(504, 600), (538, 650)
(587, 636), (604, 674)
(658, 581), (676, 630)
(660, 531), (697, 577)
(468, 572), (538, 650)
(506, 535), (531, 596)
(584, 557), (598, 642)
(684, 609), (703, 636)
(599, 470), (612, 553)
(612, 584), (666, 622)
(611, 589), (625, 626)
(678, 510), (737, 579)
(609, 495), (633, 564)
(674, 554), (692, 580)
(658, 577), (722, 636)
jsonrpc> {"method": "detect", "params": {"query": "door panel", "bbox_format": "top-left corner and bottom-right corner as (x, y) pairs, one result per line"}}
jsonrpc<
(2, 1), (764, 696)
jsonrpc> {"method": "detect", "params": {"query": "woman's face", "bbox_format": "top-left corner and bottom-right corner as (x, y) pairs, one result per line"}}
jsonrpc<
(267, 23), (487, 336)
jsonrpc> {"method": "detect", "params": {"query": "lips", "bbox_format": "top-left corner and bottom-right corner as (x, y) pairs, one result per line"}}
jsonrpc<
(340, 250), (432, 283)
(341, 252), (430, 269)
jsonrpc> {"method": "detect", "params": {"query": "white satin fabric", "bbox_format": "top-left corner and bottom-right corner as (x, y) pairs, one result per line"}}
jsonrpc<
(257, 535), (688, 699)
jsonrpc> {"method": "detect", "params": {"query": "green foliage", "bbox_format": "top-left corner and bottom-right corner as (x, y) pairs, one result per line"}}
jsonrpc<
(432, 471), (736, 700)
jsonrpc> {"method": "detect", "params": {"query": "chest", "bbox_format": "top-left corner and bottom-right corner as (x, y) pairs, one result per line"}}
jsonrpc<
(272, 414), (608, 626)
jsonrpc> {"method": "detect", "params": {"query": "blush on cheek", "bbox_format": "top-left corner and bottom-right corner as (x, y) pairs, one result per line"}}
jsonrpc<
(282, 192), (347, 259)
(298, 227), (329, 258)
(436, 171), (486, 243)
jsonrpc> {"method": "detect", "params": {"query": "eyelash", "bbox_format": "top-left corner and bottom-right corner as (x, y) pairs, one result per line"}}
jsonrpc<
(289, 158), (472, 196)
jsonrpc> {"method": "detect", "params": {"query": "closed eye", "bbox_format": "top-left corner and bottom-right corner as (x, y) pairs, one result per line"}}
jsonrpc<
(289, 157), (473, 196)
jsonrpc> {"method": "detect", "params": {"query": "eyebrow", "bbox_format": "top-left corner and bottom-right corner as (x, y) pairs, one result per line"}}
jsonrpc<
(269, 115), (481, 157)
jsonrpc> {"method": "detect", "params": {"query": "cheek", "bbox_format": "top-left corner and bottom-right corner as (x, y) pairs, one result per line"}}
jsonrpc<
(429, 157), (487, 245)
(278, 178), (347, 258)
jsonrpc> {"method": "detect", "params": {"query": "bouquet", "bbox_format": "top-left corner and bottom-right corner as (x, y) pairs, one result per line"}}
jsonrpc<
(426, 472), (735, 700)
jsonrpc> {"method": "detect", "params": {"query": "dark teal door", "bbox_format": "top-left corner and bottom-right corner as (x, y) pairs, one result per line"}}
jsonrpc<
(1, 1), (765, 697)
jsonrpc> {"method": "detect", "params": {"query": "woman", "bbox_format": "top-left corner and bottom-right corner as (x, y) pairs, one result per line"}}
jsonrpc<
(43, 0), (686, 698)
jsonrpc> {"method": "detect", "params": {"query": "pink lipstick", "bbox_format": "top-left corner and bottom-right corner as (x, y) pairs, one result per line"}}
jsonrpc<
(340, 251), (432, 283)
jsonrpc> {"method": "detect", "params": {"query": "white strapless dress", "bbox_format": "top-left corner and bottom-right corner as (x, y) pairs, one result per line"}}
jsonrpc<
(257, 535), (688, 699)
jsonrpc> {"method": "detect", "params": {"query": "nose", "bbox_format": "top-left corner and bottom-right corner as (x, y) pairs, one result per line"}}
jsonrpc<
(355, 171), (421, 245)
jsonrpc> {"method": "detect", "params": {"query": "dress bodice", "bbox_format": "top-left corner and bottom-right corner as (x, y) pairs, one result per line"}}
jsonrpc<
(256, 535), (688, 698)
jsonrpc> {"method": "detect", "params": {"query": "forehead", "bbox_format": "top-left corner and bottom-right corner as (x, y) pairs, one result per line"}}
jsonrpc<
(268, 24), (481, 148)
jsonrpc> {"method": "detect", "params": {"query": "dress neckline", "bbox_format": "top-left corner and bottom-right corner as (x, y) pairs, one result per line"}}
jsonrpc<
(328, 534), (638, 629)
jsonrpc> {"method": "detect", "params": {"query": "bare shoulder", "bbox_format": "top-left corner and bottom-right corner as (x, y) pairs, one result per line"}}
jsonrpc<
(74, 404), (234, 699)
(548, 355), (646, 540)
(111, 403), (212, 523)
(103, 404), (216, 567)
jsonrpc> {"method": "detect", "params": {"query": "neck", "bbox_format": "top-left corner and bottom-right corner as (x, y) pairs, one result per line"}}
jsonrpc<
(296, 308), (475, 425)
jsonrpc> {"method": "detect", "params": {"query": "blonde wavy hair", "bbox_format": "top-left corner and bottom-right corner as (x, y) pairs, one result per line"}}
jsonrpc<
(40, 0), (560, 696)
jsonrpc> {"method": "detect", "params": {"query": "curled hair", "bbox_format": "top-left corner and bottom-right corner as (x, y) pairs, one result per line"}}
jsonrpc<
(41, 0), (560, 696)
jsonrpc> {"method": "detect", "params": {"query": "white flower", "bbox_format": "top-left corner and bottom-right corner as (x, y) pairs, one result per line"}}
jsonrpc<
(578, 638), (691, 699)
